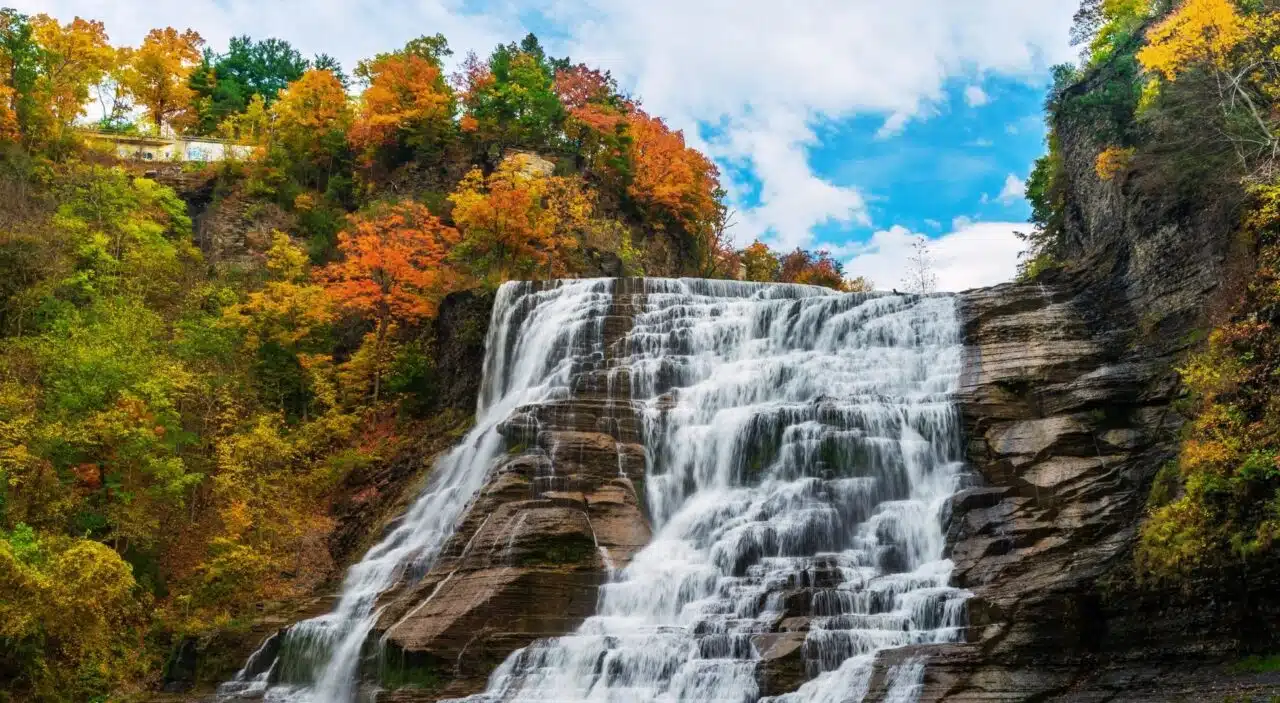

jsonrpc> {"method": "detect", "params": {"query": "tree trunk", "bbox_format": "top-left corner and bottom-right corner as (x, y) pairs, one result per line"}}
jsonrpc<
(372, 315), (388, 405)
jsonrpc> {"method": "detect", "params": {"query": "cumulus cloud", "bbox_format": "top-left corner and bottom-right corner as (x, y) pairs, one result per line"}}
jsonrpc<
(22, 0), (1077, 250)
(550, 0), (1077, 246)
(964, 85), (989, 107)
(998, 173), (1026, 203)
(841, 222), (1025, 292)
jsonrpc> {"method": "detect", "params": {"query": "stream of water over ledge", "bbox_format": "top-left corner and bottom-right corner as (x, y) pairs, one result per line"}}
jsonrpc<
(219, 278), (970, 703)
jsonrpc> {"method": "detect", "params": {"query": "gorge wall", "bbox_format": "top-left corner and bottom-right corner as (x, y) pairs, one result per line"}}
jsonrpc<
(889, 67), (1280, 700)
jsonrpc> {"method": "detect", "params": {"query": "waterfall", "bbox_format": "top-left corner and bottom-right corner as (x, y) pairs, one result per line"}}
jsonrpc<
(217, 279), (622, 702)
(219, 278), (969, 703)
(454, 279), (969, 702)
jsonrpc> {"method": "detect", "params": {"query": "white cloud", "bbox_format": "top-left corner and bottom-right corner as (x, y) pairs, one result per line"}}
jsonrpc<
(952, 215), (974, 230)
(964, 85), (989, 107)
(924, 218), (942, 229)
(875, 112), (913, 140)
(998, 173), (1025, 203)
(552, 0), (1077, 247)
(843, 222), (1024, 292)
(21, 0), (1078, 250)
(708, 111), (868, 248)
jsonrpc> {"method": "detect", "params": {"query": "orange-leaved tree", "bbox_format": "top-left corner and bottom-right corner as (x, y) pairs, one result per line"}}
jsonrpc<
(626, 111), (721, 227)
(0, 85), (18, 142)
(555, 63), (631, 179)
(349, 52), (455, 167)
(121, 27), (203, 132)
(448, 154), (590, 283)
(320, 201), (459, 403)
(625, 110), (725, 273)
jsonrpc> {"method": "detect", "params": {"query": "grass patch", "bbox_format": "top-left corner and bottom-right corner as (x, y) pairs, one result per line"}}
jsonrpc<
(1231, 654), (1280, 675)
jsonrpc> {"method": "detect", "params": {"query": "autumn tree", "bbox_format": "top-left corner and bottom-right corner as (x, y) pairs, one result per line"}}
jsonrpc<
(448, 155), (591, 282)
(1134, 0), (1280, 179)
(779, 248), (849, 290)
(349, 51), (455, 168)
(843, 275), (875, 293)
(222, 232), (335, 417)
(554, 63), (631, 176)
(320, 201), (459, 402)
(459, 34), (565, 150)
(270, 68), (353, 189)
(0, 528), (149, 699)
(354, 32), (451, 84)
(122, 27), (203, 133)
(0, 84), (16, 141)
(625, 110), (726, 267)
(740, 240), (781, 282)
(28, 14), (114, 139)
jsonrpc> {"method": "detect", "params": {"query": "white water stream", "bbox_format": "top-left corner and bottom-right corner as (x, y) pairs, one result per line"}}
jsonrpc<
(220, 278), (969, 703)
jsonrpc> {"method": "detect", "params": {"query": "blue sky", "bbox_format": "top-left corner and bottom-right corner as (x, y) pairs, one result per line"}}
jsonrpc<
(22, 0), (1079, 290)
(795, 77), (1047, 246)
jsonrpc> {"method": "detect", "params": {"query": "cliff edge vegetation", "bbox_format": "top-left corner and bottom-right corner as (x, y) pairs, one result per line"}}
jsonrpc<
(1023, 0), (1280, 584)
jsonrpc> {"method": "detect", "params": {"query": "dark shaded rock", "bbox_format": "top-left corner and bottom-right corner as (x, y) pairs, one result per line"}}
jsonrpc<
(753, 632), (809, 698)
(431, 289), (497, 415)
(161, 636), (199, 693)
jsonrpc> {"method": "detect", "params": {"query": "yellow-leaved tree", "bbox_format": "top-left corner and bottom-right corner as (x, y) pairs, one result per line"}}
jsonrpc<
(30, 14), (116, 139)
(448, 154), (592, 283)
(121, 27), (203, 133)
(1137, 0), (1246, 80)
(1136, 0), (1280, 179)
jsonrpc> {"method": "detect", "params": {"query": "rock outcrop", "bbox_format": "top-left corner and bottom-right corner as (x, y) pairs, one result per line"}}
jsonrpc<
(369, 282), (652, 700)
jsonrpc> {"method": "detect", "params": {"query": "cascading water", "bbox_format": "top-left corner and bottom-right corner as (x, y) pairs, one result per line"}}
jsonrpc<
(221, 277), (969, 703)
(218, 279), (622, 702)
(455, 279), (970, 702)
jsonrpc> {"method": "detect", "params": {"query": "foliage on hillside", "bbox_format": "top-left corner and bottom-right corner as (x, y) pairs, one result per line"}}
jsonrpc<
(0, 7), (874, 700)
(1137, 183), (1280, 578)
(1029, 0), (1280, 580)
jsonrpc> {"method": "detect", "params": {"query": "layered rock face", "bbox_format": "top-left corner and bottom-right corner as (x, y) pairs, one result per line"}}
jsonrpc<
(881, 66), (1280, 702)
(428, 283), (971, 703)
(372, 281), (652, 700)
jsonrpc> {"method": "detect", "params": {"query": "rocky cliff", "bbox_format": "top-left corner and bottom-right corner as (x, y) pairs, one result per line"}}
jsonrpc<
(874, 65), (1280, 701)
(355, 144), (1280, 701)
